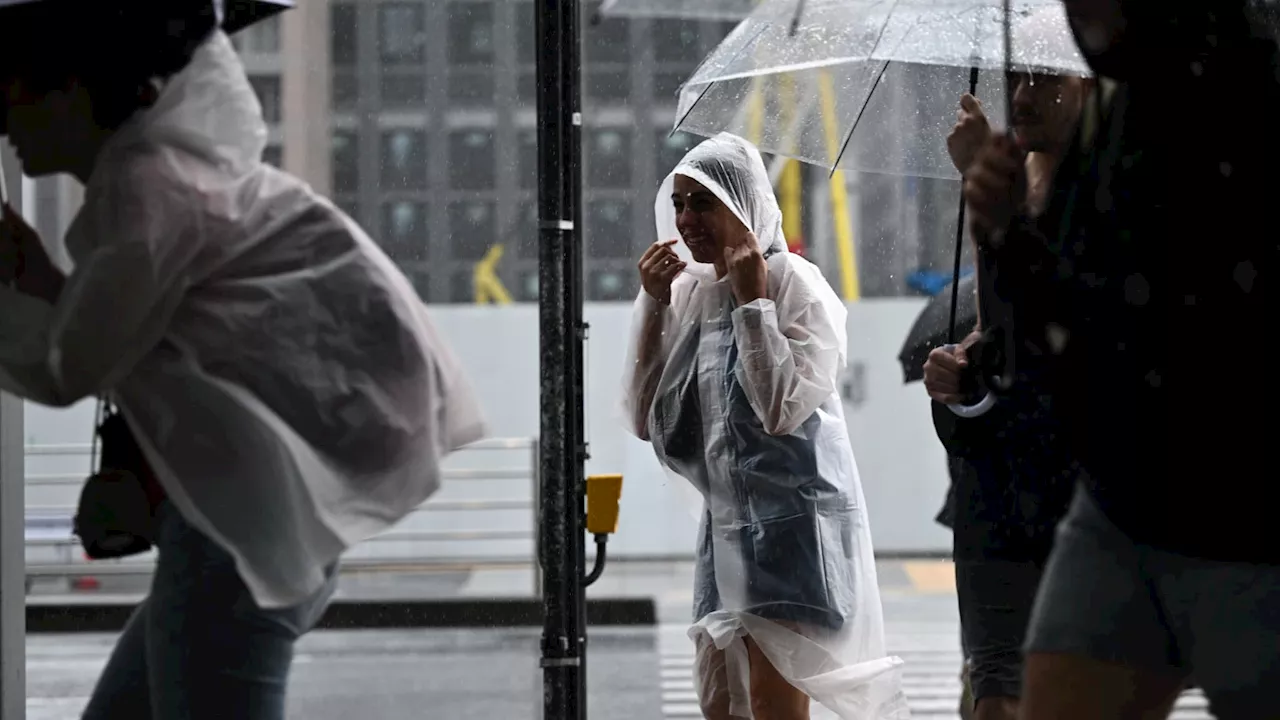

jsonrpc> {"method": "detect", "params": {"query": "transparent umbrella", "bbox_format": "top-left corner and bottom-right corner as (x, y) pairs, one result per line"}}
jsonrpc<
(674, 0), (1090, 180)
(595, 0), (758, 21)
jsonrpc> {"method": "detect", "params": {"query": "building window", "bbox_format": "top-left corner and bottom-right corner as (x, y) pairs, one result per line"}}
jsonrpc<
(380, 201), (429, 261)
(331, 3), (358, 66)
(515, 2), (535, 65)
(653, 70), (688, 104)
(448, 130), (496, 191)
(380, 129), (428, 191)
(331, 130), (359, 194)
(447, 72), (495, 106)
(586, 199), (634, 259)
(518, 270), (540, 302)
(379, 3), (426, 66)
(518, 129), (537, 190)
(332, 71), (359, 109)
(587, 69), (631, 102)
(238, 14), (281, 54)
(653, 19), (702, 63)
(657, 130), (700, 178)
(586, 17), (630, 64)
(448, 2), (495, 67)
(588, 268), (635, 302)
(449, 200), (498, 261)
(382, 73), (427, 108)
(517, 70), (537, 105)
(248, 75), (282, 124)
(451, 269), (477, 303)
(262, 144), (283, 169)
(587, 128), (632, 188)
(512, 199), (538, 258)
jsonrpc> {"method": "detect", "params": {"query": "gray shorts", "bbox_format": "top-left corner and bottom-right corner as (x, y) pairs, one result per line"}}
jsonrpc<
(1026, 487), (1280, 720)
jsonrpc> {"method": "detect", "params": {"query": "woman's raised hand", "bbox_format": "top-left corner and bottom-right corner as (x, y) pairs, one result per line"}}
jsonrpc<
(723, 223), (766, 306)
(638, 239), (685, 305)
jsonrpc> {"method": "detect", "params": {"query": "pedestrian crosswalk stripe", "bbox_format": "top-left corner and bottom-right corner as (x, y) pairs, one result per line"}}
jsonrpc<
(656, 625), (1213, 719)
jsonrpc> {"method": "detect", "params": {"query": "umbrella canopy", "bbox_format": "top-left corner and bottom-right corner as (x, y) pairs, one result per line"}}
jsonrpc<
(674, 0), (1088, 179)
(899, 272), (978, 383)
(597, 0), (757, 20)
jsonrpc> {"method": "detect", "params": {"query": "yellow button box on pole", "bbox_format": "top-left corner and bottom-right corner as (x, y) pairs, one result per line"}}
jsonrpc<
(585, 474), (623, 535)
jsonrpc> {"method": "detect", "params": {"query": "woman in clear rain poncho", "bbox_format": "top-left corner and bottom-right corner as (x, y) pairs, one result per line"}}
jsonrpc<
(0, 2), (483, 718)
(623, 133), (906, 719)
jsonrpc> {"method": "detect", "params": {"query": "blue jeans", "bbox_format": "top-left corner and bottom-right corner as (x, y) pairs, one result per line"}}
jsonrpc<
(82, 502), (336, 720)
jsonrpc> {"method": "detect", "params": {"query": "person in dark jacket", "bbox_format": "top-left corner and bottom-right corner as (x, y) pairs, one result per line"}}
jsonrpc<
(925, 68), (1089, 720)
(963, 3), (1280, 718)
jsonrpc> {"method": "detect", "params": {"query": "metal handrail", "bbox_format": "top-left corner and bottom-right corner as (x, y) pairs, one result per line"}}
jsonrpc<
(23, 436), (542, 593)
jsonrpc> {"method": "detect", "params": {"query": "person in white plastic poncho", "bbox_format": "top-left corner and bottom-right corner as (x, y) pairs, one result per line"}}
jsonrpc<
(0, 3), (483, 718)
(623, 133), (906, 720)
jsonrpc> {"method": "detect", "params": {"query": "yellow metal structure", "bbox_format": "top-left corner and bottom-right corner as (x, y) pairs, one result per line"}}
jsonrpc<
(585, 474), (624, 535)
(741, 70), (861, 301)
(818, 71), (861, 301)
(473, 244), (513, 305)
(777, 75), (804, 254)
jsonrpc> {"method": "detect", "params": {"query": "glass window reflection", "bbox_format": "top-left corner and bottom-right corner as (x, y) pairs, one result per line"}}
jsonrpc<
(380, 129), (428, 190)
(653, 19), (701, 63)
(448, 2), (495, 67)
(588, 129), (631, 188)
(379, 3), (425, 65)
(449, 200), (497, 261)
(657, 130), (699, 178)
(248, 75), (282, 124)
(381, 201), (429, 261)
(331, 130), (359, 194)
(331, 3), (357, 66)
(588, 268), (636, 301)
(449, 130), (496, 191)
(586, 199), (633, 259)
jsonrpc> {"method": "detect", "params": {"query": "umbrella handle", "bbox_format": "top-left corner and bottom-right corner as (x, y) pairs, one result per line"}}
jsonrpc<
(947, 391), (996, 419)
(938, 344), (997, 418)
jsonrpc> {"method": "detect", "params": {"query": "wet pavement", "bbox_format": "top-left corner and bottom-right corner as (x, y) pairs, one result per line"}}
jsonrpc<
(22, 561), (1214, 719)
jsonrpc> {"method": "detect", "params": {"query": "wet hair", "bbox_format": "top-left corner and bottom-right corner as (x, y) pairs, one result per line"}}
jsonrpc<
(0, 0), (217, 130)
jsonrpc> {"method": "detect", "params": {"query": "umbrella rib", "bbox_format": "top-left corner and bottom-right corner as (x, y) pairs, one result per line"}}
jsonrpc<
(673, 18), (775, 135)
(826, 0), (904, 177)
(827, 58), (891, 179)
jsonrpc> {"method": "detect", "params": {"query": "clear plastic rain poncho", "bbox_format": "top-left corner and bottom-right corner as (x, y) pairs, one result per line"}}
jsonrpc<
(0, 31), (485, 608)
(622, 133), (906, 718)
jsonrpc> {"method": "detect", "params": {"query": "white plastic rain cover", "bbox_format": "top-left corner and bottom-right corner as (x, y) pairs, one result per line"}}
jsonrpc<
(622, 133), (907, 718)
(0, 32), (485, 608)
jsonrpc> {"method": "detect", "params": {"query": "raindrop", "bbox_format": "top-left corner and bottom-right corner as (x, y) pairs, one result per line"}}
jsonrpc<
(1145, 370), (1162, 388)
(1220, 162), (1233, 177)
(1046, 323), (1070, 355)
(1234, 261), (1257, 293)
(1124, 274), (1150, 306)
(1191, 61), (1204, 76)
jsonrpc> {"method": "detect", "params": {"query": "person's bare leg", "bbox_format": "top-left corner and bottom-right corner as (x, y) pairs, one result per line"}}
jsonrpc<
(745, 635), (810, 720)
(694, 634), (734, 720)
(974, 696), (1019, 720)
(1019, 652), (1183, 720)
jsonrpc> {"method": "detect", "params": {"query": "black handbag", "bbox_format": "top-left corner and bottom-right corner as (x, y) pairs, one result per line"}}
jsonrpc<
(73, 400), (158, 560)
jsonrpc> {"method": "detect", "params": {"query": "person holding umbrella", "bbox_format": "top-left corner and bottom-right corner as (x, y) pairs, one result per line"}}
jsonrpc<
(964, 3), (1280, 718)
(0, 2), (483, 718)
(923, 63), (1092, 720)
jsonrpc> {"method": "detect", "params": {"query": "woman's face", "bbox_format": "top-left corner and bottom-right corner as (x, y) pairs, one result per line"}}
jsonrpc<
(671, 174), (742, 265)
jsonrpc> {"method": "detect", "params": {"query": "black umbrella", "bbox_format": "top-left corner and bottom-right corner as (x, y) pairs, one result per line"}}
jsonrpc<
(0, 0), (291, 31)
(0, 1), (292, 133)
(898, 272), (979, 384)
